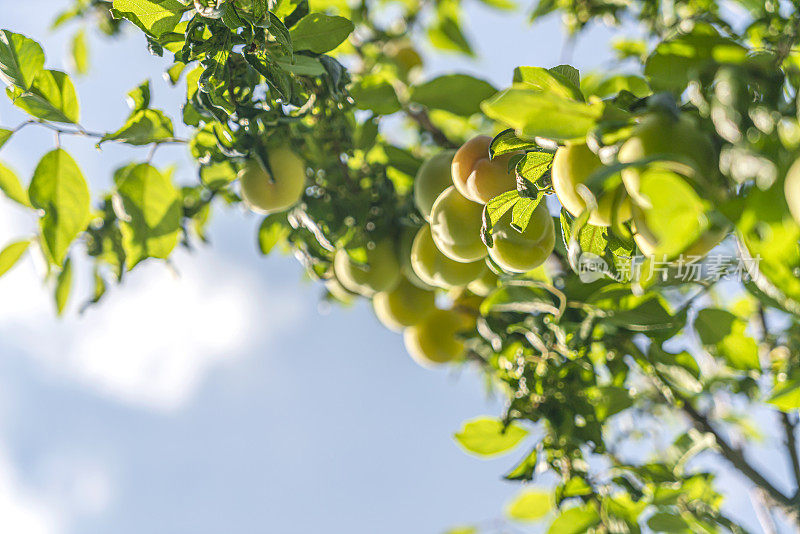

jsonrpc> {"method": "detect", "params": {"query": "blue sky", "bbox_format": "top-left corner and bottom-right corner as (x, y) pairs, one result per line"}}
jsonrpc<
(0, 2), (788, 533)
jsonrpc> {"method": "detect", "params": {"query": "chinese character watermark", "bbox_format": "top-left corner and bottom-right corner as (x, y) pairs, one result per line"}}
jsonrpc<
(576, 253), (762, 284)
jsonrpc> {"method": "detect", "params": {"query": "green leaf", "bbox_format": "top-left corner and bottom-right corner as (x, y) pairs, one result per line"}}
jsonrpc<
(0, 30), (45, 89)
(513, 65), (583, 101)
(126, 80), (151, 112)
(111, 0), (189, 38)
(561, 210), (634, 281)
(383, 145), (423, 176)
(0, 162), (31, 207)
(650, 345), (702, 394)
(102, 109), (174, 145)
(695, 308), (760, 371)
(511, 197), (543, 232)
(28, 149), (90, 265)
(274, 54), (324, 76)
(768, 376), (800, 411)
(0, 239), (31, 278)
(267, 13), (293, 57)
(485, 190), (520, 225)
(7, 69), (80, 123)
(737, 184), (800, 313)
(70, 30), (89, 75)
(428, 16), (473, 56)
(410, 74), (496, 117)
(350, 76), (401, 115)
(516, 151), (553, 184)
(114, 163), (182, 269)
(258, 214), (289, 255)
(475, 0), (515, 9)
(0, 128), (11, 150)
(482, 88), (603, 141)
(548, 65), (580, 89)
(55, 256), (73, 315)
(581, 73), (650, 98)
(547, 505), (600, 534)
(504, 448), (538, 481)
(645, 29), (747, 93)
(647, 512), (690, 532)
(244, 51), (292, 100)
(506, 490), (552, 521)
(632, 170), (712, 258)
(454, 417), (528, 457)
(560, 477), (592, 498)
(489, 129), (538, 159)
(589, 285), (677, 332)
(590, 385), (633, 421)
(289, 14), (353, 53)
(200, 161), (238, 189)
(530, 0), (557, 21)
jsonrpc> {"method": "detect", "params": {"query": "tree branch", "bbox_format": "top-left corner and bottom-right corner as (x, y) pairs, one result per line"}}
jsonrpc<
(404, 108), (458, 149)
(628, 339), (800, 525)
(678, 395), (799, 523)
(5, 120), (188, 145)
(782, 412), (800, 495)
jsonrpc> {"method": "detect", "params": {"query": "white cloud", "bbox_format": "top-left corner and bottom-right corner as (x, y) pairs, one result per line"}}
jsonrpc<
(0, 450), (58, 534)
(0, 198), (303, 411)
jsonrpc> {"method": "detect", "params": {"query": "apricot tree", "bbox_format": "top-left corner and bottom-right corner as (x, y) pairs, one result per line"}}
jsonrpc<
(2, 0), (800, 531)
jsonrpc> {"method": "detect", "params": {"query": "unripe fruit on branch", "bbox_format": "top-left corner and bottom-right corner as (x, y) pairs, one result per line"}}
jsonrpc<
(488, 202), (555, 273)
(632, 227), (727, 259)
(467, 267), (499, 297)
(430, 186), (487, 262)
(785, 158), (800, 225)
(618, 113), (717, 206)
(414, 150), (456, 221)
(410, 224), (486, 289)
(452, 135), (518, 204)
(398, 226), (436, 290)
(333, 239), (401, 297)
(239, 146), (307, 214)
(372, 276), (436, 332)
(325, 278), (356, 304)
(629, 168), (727, 259)
(403, 308), (473, 367)
(552, 142), (631, 227)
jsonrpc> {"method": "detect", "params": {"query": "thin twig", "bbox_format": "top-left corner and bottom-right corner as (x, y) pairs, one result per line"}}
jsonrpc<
(404, 108), (458, 149)
(4, 119), (188, 145)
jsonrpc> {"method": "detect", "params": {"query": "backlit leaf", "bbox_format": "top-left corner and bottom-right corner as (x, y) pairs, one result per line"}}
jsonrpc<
(454, 417), (528, 457)
(111, 0), (189, 38)
(55, 256), (73, 315)
(102, 109), (174, 145)
(0, 239), (31, 278)
(506, 490), (552, 521)
(0, 162), (31, 207)
(289, 14), (353, 54)
(114, 163), (181, 268)
(7, 69), (79, 123)
(28, 149), (90, 265)
(70, 29), (89, 75)
(0, 29), (44, 89)
(482, 87), (603, 141)
(410, 74), (497, 117)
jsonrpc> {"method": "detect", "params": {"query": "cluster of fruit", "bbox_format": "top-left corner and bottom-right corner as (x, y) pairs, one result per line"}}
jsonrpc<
(238, 113), (737, 368)
(330, 135), (558, 367)
(553, 112), (728, 258)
